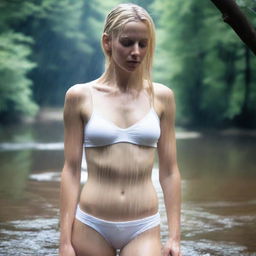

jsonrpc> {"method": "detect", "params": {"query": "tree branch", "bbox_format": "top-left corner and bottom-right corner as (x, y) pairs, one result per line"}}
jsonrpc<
(210, 0), (256, 55)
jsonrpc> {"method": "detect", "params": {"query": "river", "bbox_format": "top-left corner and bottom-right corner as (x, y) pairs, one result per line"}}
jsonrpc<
(0, 115), (256, 256)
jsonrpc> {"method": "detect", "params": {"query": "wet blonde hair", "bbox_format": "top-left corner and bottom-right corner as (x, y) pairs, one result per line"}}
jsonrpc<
(101, 3), (156, 101)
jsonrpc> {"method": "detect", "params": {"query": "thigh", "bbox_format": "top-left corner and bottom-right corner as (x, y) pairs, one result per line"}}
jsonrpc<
(72, 219), (116, 256)
(120, 226), (161, 256)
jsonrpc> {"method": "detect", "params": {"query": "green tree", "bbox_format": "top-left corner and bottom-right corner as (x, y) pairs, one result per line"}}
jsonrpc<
(16, 0), (93, 105)
(0, 1), (38, 123)
(18, 0), (123, 106)
(153, 0), (256, 128)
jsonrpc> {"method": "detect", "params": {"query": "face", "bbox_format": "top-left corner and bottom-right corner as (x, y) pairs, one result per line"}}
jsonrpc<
(107, 21), (149, 72)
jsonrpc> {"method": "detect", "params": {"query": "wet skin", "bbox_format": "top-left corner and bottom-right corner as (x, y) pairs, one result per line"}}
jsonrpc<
(61, 20), (178, 256)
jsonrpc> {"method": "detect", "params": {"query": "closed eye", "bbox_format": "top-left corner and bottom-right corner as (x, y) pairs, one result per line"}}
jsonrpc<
(120, 39), (134, 47)
(119, 38), (148, 48)
(139, 40), (148, 48)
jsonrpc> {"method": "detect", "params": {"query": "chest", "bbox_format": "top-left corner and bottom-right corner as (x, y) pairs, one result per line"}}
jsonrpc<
(92, 90), (151, 129)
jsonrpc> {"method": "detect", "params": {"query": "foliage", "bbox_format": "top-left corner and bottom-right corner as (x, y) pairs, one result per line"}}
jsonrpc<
(18, 0), (127, 105)
(0, 0), (255, 127)
(152, 0), (256, 128)
(19, 0), (94, 105)
(0, 1), (39, 122)
(0, 32), (38, 120)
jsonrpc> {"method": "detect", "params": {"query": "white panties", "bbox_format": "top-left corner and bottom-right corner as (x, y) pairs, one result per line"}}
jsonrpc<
(75, 205), (160, 249)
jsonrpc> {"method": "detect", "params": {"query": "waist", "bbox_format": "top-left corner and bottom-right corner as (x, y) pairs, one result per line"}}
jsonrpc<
(79, 180), (159, 221)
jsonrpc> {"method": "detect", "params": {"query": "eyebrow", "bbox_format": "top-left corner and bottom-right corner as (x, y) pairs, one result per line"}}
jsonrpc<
(119, 36), (149, 41)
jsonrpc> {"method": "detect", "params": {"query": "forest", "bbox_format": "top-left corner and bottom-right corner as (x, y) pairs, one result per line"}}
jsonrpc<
(0, 0), (255, 128)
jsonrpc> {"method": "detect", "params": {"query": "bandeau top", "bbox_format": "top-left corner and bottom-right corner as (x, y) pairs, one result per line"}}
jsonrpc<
(84, 108), (160, 148)
(83, 85), (161, 148)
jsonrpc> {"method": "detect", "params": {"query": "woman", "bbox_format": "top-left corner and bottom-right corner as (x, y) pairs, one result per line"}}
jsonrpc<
(59, 3), (181, 256)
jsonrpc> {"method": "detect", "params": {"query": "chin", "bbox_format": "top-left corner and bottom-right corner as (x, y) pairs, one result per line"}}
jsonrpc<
(114, 61), (140, 73)
(125, 63), (141, 73)
(126, 67), (138, 72)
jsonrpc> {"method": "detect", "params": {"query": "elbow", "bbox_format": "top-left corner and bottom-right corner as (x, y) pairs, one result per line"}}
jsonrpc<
(62, 159), (81, 177)
(159, 165), (181, 185)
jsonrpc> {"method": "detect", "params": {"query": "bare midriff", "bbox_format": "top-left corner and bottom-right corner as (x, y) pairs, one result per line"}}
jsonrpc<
(79, 143), (159, 221)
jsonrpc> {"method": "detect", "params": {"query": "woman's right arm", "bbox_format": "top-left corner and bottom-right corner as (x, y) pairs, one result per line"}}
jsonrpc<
(59, 86), (85, 256)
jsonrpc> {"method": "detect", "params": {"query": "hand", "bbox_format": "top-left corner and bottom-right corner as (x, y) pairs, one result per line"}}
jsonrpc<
(162, 238), (182, 256)
(59, 243), (76, 256)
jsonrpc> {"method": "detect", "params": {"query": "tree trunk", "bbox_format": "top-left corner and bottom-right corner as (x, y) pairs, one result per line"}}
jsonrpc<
(210, 0), (256, 55)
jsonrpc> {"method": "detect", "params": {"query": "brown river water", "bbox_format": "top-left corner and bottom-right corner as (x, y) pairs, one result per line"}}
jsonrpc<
(0, 118), (256, 256)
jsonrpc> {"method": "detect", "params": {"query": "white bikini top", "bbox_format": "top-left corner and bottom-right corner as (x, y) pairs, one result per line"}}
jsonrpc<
(84, 86), (161, 148)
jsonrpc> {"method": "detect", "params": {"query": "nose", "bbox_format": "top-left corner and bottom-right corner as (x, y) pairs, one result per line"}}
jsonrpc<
(131, 42), (140, 57)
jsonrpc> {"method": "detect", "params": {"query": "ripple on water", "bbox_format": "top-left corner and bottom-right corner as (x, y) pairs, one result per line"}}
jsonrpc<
(181, 207), (241, 238)
(14, 168), (256, 255)
(197, 200), (256, 208)
(29, 171), (88, 182)
(0, 218), (59, 256)
(181, 239), (250, 256)
(0, 142), (64, 151)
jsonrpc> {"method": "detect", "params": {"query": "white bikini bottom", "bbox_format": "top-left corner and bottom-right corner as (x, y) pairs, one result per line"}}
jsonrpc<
(75, 205), (160, 250)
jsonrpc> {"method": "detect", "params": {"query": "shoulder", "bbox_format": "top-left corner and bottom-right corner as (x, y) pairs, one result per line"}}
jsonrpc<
(153, 82), (176, 124)
(65, 81), (98, 109)
(64, 82), (94, 120)
(64, 81), (100, 121)
(65, 83), (90, 102)
(153, 82), (175, 109)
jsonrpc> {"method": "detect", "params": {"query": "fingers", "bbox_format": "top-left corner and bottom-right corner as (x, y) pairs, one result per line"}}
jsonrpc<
(161, 244), (169, 256)
(161, 244), (182, 256)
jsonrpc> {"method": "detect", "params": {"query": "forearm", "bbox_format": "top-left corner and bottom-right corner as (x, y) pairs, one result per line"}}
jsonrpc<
(160, 167), (181, 241)
(59, 164), (81, 246)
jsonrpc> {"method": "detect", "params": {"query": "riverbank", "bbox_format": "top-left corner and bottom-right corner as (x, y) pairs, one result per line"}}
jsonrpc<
(35, 107), (63, 122)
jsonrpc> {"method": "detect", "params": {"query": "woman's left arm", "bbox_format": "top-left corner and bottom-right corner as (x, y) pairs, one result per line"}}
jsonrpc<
(157, 86), (182, 256)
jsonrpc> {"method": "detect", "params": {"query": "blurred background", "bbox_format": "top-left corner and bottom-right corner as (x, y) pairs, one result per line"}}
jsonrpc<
(0, 0), (255, 127)
(0, 0), (256, 255)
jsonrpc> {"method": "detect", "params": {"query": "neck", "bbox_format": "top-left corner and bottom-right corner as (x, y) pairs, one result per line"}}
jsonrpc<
(99, 62), (142, 92)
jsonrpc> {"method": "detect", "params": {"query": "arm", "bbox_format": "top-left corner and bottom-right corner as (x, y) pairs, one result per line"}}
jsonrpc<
(59, 86), (84, 256)
(157, 87), (182, 256)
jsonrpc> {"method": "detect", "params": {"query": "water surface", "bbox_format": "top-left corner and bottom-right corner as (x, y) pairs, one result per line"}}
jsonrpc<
(0, 120), (256, 256)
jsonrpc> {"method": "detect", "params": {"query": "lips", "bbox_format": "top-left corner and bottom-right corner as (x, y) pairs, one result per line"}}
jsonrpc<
(127, 60), (140, 64)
